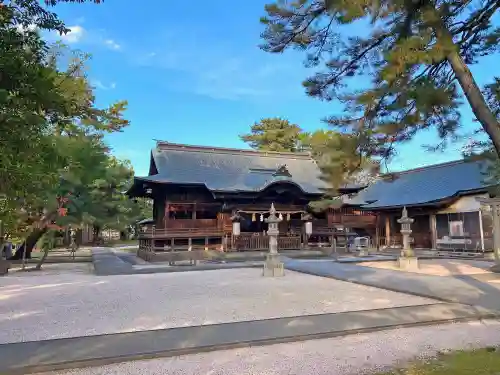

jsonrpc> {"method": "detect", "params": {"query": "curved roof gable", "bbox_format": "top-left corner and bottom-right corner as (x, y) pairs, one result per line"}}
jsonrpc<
(143, 142), (328, 194)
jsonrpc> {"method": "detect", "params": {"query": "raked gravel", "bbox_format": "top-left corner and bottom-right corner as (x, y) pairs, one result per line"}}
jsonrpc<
(0, 268), (436, 344)
(37, 319), (500, 375)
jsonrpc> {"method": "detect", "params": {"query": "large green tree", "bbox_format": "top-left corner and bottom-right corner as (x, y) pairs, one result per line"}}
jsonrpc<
(300, 130), (379, 191)
(260, 0), (500, 167)
(0, 0), (106, 235)
(240, 117), (303, 151)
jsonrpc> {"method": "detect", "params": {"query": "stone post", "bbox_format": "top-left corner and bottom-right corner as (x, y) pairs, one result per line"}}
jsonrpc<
(477, 197), (500, 272)
(397, 207), (418, 270)
(263, 203), (285, 277)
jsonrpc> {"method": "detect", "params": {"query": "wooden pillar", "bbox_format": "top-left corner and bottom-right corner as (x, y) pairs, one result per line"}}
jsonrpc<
(479, 210), (485, 251)
(429, 214), (437, 249)
(205, 237), (208, 249)
(492, 204), (500, 262)
(170, 237), (174, 251)
(385, 215), (391, 247)
(192, 203), (197, 220)
(188, 237), (192, 250)
(164, 202), (170, 229)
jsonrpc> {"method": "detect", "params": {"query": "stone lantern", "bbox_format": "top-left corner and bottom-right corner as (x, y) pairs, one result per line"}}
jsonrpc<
(397, 207), (418, 270)
(302, 213), (313, 249)
(230, 212), (242, 236)
(477, 197), (500, 272)
(263, 203), (285, 277)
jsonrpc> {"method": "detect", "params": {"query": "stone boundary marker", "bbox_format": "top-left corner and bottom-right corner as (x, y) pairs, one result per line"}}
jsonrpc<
(0, 303), (497, 374)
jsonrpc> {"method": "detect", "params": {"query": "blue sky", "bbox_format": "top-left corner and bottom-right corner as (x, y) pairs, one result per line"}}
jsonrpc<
(49, 0), (497, 176)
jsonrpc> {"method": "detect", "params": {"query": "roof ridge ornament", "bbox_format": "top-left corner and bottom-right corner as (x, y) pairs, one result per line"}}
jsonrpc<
(273, 164), (292, 177)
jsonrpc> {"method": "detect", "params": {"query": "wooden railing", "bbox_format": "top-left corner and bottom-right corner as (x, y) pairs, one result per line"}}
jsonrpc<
(234, 234), (301, 251)
(164, 219), (218, 229)
(140, 226), (223, 239)
(278, 236), (302, 250)
(329, 214), (377, 227)
(378, 232), (432, 249)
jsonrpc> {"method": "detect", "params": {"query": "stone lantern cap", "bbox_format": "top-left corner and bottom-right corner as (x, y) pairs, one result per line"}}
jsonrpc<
(265, 203), (282, 224)
(230, 212), (243, 222)
(397, 206), (414, 224)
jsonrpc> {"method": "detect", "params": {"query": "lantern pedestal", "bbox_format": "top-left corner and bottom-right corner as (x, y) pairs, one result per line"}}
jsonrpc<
(263, 203), (285, 277)
(357, 248), (368, 257)
(397, 207), (418, 270)
(263, 253), (285, 277)
(398, 256), (419, 271)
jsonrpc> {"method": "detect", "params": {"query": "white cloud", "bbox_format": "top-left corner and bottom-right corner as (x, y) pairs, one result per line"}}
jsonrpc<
(104, 39), (121, 50)
(48, 25), (122, 52)
(60, 25), (85, 44)
(92, 80), (117, 90)
(133, 28), (306, 101)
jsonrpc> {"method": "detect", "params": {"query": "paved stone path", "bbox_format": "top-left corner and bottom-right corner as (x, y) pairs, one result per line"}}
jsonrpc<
(91, 248), (261, 276)
(0, 303), (495, 375)
(284, 259), (500, 311)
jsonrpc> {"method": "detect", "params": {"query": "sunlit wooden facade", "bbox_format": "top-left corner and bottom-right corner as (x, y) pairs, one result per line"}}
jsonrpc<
(128, 142), (369, 253)
(342, 160), (493, 251)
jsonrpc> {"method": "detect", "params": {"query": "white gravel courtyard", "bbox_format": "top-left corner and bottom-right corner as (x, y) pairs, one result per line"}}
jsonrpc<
(0, 268), (436, 344)
(37, 319), (500, 375)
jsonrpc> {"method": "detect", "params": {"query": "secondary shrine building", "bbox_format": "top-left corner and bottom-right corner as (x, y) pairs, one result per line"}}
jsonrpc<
(127, 141), (369, 252)
(342, 159), (494, 252)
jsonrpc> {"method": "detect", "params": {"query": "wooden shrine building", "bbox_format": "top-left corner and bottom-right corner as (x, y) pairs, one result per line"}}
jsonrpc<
(340, 159), (494, 252)
(127, 141), (366, 252)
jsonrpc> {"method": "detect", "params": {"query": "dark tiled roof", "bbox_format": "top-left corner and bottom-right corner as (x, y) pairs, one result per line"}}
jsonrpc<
(138, 142), (328, 194)
(347, 160), (491, 209)
(137, 218), (154, 225)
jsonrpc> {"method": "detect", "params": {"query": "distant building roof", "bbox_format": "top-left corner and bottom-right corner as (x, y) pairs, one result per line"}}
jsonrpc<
(346, 159), (492, 210)
(133, 142), (330, 195)
(137, 218), (154, 225)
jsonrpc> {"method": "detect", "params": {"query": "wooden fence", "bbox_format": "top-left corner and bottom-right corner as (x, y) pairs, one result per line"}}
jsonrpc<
(234, 234), (301, 251)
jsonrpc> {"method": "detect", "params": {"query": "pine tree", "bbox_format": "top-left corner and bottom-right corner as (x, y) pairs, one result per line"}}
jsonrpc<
(260, 0), (500, 161)
(240, 117), (303, 152)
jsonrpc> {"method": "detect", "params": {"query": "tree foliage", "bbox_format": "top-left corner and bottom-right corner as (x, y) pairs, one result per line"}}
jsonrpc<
(260, 0), (500, 162)
(240, 117), (303, 151)
(0, 0), (143, 260)
(241, 120), (379, 192)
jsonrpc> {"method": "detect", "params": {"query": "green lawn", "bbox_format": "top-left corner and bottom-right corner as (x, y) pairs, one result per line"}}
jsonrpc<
(379, 348), (500, 375)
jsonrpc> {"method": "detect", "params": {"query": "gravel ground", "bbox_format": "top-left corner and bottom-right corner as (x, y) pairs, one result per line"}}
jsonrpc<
(0, 268), (436, 343)
(361, 259), (492, 276)
(37, 319), (500, 375)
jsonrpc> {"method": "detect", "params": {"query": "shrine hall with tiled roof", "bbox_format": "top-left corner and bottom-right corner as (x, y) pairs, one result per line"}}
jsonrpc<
(347, 159), (492, 210)
(128, 141), (338, 197)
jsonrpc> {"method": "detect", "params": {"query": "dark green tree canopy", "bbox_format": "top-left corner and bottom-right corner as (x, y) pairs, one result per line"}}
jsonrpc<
(260, 0), (500, 160)
(240, 117), (303, 152)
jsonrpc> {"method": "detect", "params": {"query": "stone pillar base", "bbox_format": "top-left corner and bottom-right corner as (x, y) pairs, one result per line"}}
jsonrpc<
(398, 256), (419, 271)
(400, 249), (415, 257)
(0, 259), (10, 275)
(490, 263), (500, 273)
(263, 253), (285, 277)
(357, 248), (368, 257)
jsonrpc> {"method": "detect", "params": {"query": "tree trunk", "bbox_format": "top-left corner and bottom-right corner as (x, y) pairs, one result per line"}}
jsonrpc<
(9, 227), (47, 260)
(433, 20), (500, 155)
(35, 246), (50, 270)
(446, 50), (500, 154)
(93, 225), (101, 243)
